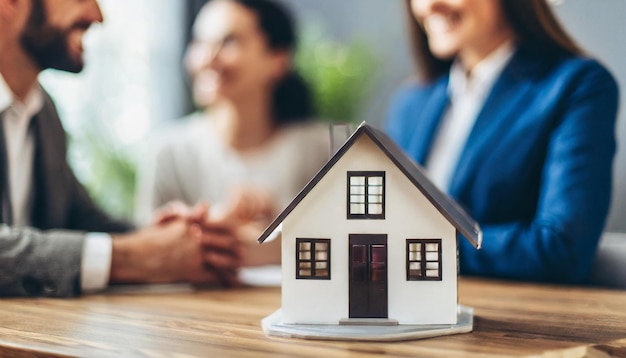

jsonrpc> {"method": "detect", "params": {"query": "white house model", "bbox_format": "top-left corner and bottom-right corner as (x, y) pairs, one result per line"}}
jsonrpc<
(258, 123), (482, 337)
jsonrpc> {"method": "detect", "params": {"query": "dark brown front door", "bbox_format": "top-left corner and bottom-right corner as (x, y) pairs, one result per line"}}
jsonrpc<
(349, 234), (388, 318)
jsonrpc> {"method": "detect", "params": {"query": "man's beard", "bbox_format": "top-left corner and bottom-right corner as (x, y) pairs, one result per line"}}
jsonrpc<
(19, 0), (88, 73)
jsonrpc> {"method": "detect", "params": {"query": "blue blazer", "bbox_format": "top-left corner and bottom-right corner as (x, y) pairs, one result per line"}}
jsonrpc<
(386, 48), (619, 283)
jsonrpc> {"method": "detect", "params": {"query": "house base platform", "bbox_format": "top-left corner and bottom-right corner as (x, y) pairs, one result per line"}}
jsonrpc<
(261, 305), (473, 341)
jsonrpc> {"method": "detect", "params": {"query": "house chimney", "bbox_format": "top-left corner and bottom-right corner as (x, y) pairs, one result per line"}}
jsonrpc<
(329, 122), (354, 156)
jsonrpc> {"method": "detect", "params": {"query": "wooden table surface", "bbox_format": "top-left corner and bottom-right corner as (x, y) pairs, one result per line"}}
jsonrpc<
(1, 278), (625, 357)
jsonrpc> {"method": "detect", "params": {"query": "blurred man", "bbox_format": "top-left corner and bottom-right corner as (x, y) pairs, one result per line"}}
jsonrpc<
(0, 0), (239, 297)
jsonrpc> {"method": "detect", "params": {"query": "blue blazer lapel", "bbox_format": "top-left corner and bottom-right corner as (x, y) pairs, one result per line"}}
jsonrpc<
(407, 78), (449, 165)
(448, 50), (540, 199)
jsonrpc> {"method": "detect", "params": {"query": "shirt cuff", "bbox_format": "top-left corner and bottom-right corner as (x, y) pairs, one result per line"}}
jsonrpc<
(81, 233), (112, 292)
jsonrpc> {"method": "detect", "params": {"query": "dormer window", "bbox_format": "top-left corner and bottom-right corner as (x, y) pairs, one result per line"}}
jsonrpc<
(347, 171), (385, 219)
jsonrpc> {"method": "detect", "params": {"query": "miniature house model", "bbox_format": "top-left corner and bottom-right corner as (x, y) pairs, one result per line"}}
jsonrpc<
(259, 123), (482, 337)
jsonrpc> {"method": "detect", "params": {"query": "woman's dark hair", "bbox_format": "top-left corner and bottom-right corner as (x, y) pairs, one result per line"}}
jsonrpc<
(404, 0), (584, 82)
(224, 0), (314, 125)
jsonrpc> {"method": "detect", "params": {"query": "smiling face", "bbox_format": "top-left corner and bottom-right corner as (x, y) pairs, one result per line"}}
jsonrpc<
(410, 0), (513, 69)
(185, 0), (288, 108)
(19, 0), (103, 73)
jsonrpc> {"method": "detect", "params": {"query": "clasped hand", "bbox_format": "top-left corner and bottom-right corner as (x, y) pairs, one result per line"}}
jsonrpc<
(151, 188), (277, 287)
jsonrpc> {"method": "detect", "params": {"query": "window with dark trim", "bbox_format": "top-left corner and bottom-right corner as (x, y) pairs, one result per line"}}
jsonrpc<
(296, 238), (331, 279)
(347, 171), (385, 219)
(406, 239), (442, 281)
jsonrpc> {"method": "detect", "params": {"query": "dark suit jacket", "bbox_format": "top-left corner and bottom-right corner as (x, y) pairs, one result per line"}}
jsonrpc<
(0, 90), (133, 297)
(386, 48), (619, 283)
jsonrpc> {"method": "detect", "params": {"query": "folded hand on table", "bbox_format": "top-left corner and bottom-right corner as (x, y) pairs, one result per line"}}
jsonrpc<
(110, 217), (241, 288)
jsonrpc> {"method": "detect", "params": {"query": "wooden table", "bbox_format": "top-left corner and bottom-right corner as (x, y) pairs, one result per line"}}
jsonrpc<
(1, 278), (625, 357)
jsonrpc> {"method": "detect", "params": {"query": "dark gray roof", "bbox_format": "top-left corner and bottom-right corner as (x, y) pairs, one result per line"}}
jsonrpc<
(258, 122), (482, 248)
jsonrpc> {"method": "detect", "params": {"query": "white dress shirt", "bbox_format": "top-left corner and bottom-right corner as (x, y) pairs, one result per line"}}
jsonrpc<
(0, 74), (111, 292)
(426, 41), (516, 192)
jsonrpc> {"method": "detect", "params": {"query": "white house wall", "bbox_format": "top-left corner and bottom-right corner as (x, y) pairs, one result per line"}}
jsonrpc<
(281, 135), (458, 325)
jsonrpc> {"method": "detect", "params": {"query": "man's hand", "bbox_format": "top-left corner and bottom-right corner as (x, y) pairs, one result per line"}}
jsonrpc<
(109, 219), (241, 287)
(149, 187), (280, 269)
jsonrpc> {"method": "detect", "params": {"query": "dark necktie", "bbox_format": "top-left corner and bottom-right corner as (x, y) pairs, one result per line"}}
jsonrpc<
(0, 110), (13, 224)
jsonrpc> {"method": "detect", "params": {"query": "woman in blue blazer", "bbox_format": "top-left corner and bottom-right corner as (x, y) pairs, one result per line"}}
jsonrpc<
(386, 0), (619, 283)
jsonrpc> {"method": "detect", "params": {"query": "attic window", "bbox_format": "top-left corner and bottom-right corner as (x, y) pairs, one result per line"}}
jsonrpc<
(406, 239), (442, 281)
(347, 171), (385, 219)
(296, 238), (331, 280)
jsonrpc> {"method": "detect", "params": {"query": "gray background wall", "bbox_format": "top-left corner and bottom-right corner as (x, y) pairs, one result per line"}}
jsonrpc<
(282, 0), (626, 232)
